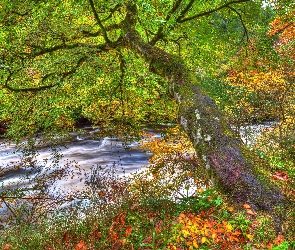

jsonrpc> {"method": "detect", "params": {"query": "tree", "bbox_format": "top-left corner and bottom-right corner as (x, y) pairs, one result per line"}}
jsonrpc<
(0, 0), (289, 232)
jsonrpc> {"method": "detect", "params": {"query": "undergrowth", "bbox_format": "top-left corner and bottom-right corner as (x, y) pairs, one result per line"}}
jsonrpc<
(0, 127), (294, 249)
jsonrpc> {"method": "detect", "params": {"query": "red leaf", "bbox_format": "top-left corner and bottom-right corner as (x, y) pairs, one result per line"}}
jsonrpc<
(75, 241), (87, 250)
(62, 232), (70, 242)
(90, 230), (102, 242)
(253, 221), (259, 226)
(266, 242), (273, 249)
(270, 171), (289, 181)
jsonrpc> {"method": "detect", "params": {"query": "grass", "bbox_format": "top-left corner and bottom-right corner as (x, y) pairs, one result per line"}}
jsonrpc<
(0, 187), (291, 249)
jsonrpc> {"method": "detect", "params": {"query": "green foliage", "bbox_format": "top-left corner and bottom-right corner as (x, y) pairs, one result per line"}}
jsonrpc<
(0, 0), (273, 138)
(176, 189), (223, 214)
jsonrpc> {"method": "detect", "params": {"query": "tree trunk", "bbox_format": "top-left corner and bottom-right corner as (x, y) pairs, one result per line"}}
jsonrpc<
(121, 7), (285, 233)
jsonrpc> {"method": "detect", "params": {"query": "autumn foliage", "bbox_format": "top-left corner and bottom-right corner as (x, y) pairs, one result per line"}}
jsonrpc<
(169, 212), (246, 249)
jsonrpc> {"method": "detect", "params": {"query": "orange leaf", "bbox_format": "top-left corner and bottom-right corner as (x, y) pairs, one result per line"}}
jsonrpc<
(2, 244), (13, 250)
(243, 204), (251, 209)
(75, 241), (87, 250)
(120, 215), (125, 225)
(246, 209), (257, 216)
(110, 231), (119, 242)
(98, 191), (106, 196)
(275, 234), (284, 245)
(227, 206), (234, 212)
(125, 226), (133, 238)
(186, 241), (193, 246)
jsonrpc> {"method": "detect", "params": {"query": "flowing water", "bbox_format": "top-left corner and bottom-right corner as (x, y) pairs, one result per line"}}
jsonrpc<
(0, 122), (277, 226)
(0, 127), (164, 193)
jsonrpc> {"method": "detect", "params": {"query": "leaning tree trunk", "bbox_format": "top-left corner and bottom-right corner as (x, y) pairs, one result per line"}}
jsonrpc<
(121, 4), (285, 233)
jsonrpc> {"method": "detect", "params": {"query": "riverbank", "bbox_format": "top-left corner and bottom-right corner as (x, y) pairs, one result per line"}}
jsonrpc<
(1, 126), (292, 249)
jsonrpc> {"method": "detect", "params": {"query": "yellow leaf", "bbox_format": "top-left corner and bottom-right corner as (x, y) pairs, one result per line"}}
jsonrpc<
(193, 240), (199, 248)
(246, 234), (253, 241)
(201, 237), (207, 243)
(227, 206), (234, 212)
(226, 223), (233, 231)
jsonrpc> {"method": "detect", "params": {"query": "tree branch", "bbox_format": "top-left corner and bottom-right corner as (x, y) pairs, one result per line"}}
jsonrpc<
(2, 197), (17, 218)
(109, 52), (126, 115)
(178, 0), (250, 23)
(88, 0), (111, 44)
(149, 0), (184, 45)
(4, 56), (88, 92)
(176, 0), (196, 22)
(101, 4), (122, 22)
(227, 6), (249, 42)
(81, 23), (120, 38)
(26, 43), (106, 58)
(11, 9), (32, 16)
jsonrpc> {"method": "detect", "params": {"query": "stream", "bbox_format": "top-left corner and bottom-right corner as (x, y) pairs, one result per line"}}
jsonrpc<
(0, 122), (277, 226)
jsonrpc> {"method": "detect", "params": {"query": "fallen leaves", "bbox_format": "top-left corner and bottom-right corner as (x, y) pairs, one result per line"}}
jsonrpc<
(173, 212), (246, 249)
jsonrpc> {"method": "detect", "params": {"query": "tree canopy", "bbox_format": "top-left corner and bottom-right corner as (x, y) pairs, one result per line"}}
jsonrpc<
(0, 0), (275, 136)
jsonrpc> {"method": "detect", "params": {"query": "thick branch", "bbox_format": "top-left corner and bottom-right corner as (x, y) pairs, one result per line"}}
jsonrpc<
(178, 0), (250, 23)
(176, 0), (196, 22)
(81, 23), (121, 38)
(102, 4), (122, 22)
(11, 9), (31, 16)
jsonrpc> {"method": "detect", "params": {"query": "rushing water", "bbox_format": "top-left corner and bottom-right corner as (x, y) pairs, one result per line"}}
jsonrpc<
(0, 126), (165, 225)
(0, 127), (163, 193)
(0, 122), (277, 226)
